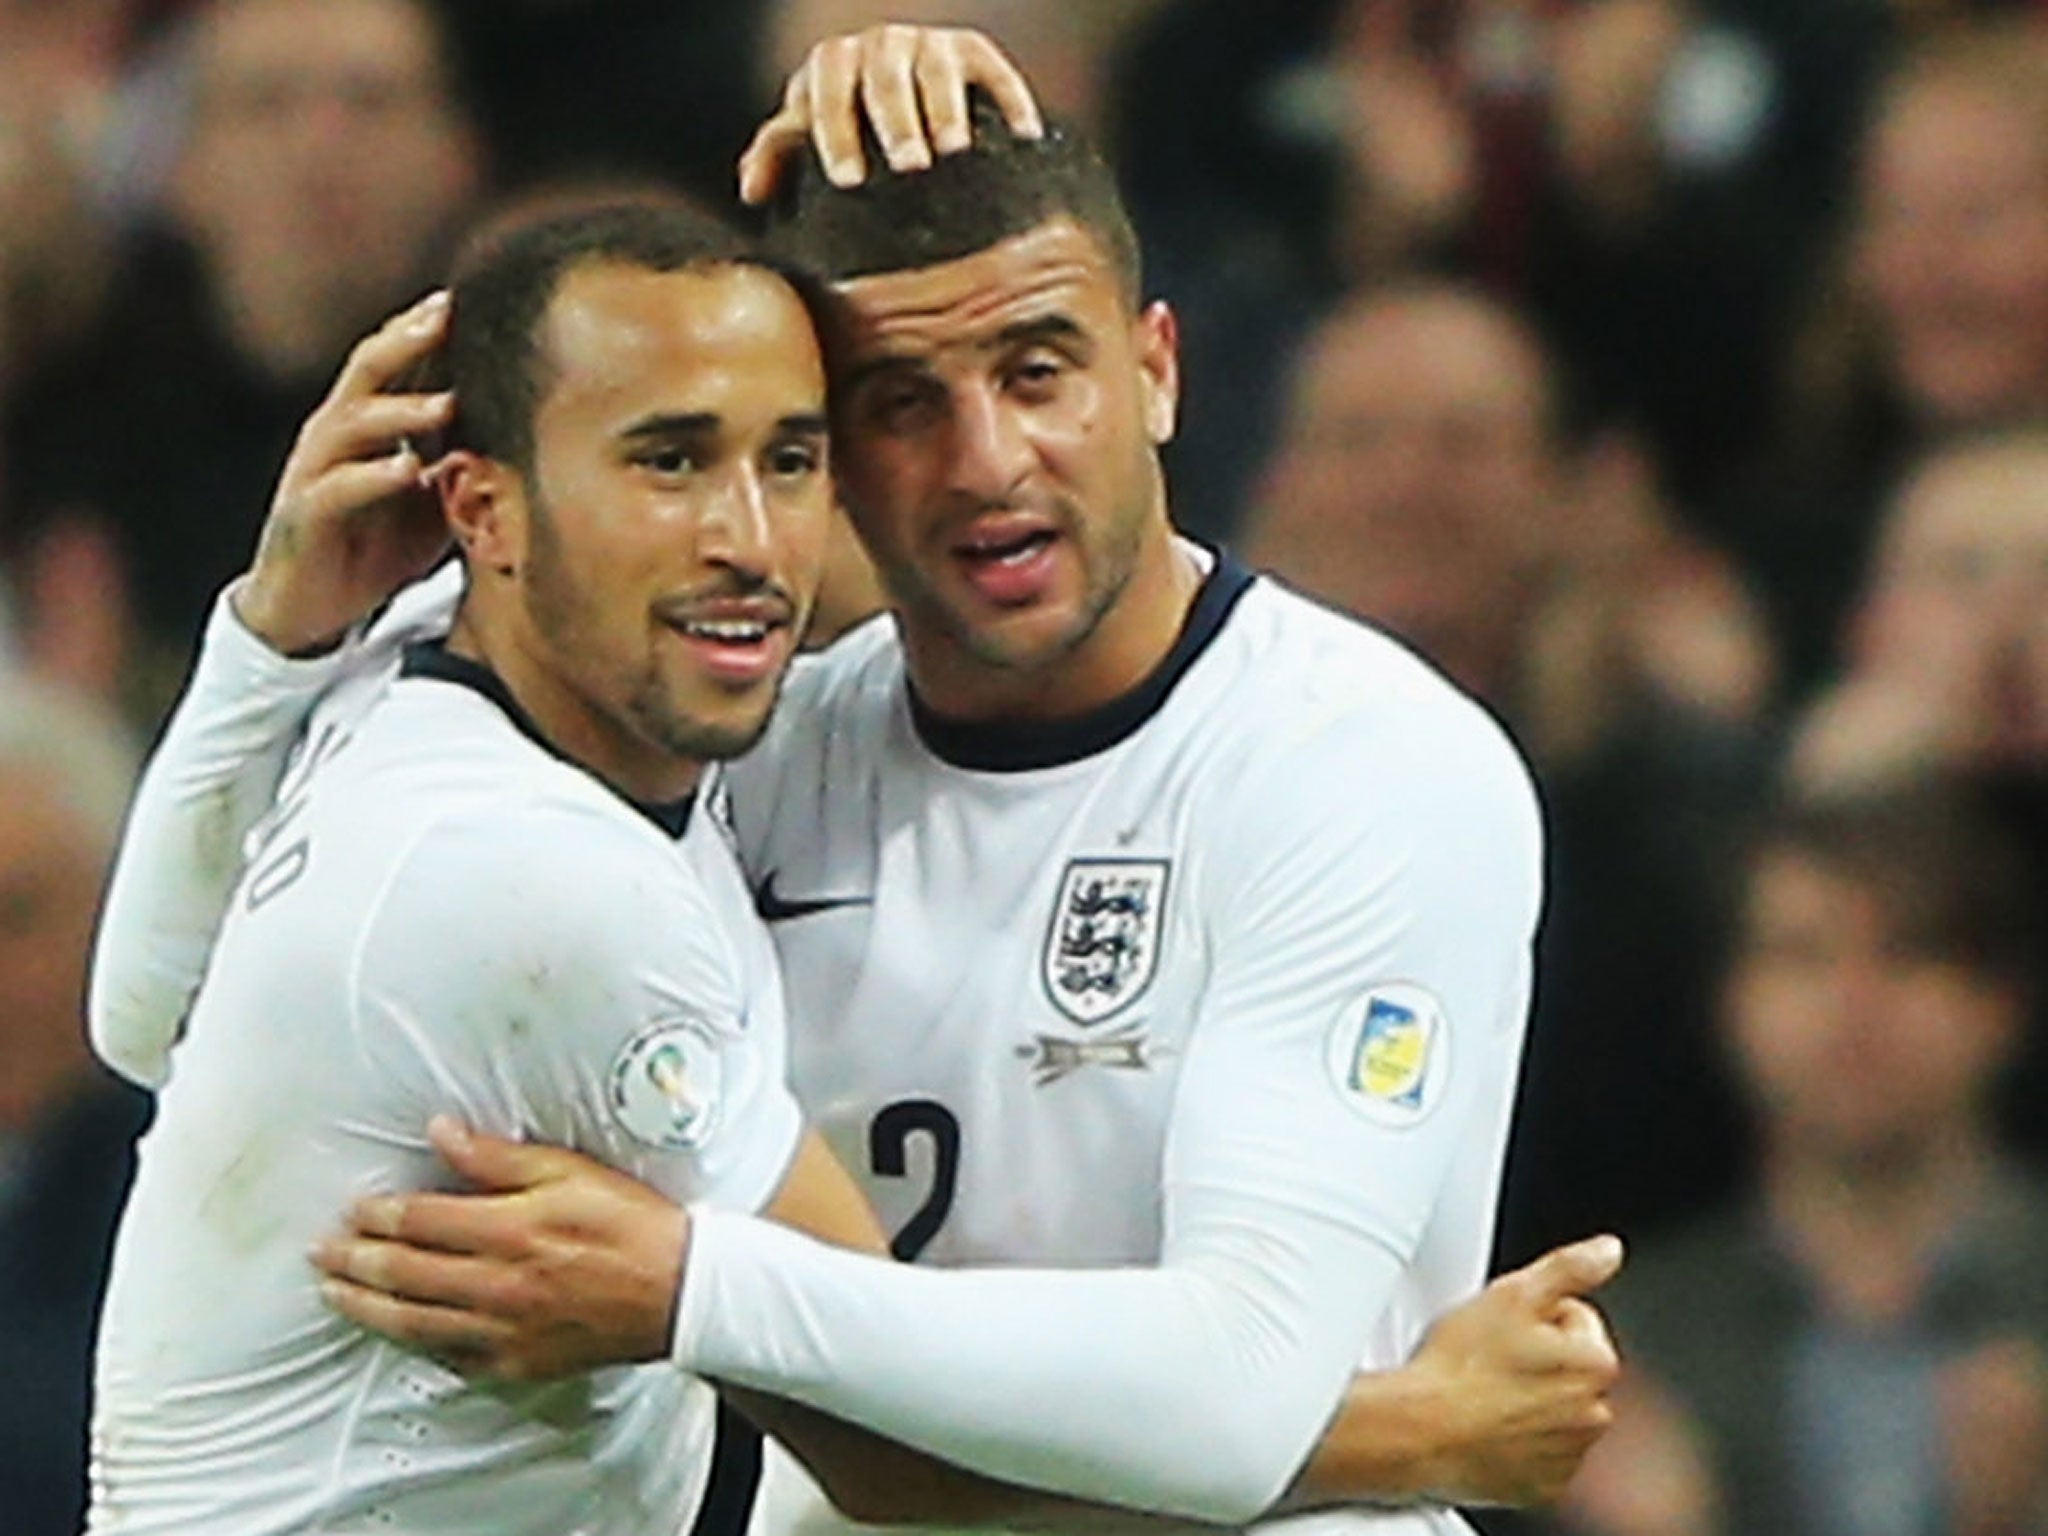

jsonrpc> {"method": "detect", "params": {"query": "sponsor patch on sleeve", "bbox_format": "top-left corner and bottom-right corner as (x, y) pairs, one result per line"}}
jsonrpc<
(608, 1017), (726, 1151)
(1324, 983), (1450, 1126)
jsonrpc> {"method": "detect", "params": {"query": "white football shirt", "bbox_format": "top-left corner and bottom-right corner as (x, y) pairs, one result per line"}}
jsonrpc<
(690, 549), (1541, 1534)
(89, 551), (1541, 1532)
(90, 642), (800, 1536)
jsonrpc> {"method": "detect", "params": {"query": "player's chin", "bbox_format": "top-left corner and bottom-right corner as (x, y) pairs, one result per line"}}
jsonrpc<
(678, 690), (781, 762)
(639, 669), (783, 763)
(953, 585), (1103, 670)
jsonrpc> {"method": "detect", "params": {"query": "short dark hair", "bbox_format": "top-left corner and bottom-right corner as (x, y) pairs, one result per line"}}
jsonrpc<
(444, 196), (827, 470)
(1743, 782), (2040, 994)
(763, 92), (1142, 306)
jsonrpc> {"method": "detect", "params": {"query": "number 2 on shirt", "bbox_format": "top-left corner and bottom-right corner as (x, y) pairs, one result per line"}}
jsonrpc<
(867, 1099), (959, 1261)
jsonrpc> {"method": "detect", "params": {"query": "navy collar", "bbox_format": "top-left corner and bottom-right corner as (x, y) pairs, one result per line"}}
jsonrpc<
(907, 549), (1258, 772)
(400, 641), (694, 838)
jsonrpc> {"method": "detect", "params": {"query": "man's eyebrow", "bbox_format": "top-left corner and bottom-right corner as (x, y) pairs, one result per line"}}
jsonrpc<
(620, 412), (719, 440)
(841, 354), (927, 397)
(619, 412), (828, 440)
(841, 315), (1094, 395)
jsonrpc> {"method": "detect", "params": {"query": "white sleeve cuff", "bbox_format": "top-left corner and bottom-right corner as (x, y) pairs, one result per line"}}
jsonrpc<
(200, 580), (367, 697)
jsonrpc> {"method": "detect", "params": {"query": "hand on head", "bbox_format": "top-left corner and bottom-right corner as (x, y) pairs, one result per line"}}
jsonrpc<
(739, 25), (1043, 204)
(234, 290), (457, 657)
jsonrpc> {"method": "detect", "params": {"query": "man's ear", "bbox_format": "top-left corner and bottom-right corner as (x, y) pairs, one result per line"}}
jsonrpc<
(440, 452), (523, 577)
(1134, 300), (1181, 447)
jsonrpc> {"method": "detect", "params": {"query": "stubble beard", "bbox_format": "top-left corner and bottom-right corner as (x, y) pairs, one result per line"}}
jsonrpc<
(627, 658), (781, 764)
(884, 489), (1150, 677)
(524, 493), (782, 769)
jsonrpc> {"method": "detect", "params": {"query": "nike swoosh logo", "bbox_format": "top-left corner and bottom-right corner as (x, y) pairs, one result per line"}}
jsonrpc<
(752, 871), (874, 923)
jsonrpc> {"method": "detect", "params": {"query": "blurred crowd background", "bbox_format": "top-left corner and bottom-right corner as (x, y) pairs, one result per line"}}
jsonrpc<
(3, 1), (2047, 1533)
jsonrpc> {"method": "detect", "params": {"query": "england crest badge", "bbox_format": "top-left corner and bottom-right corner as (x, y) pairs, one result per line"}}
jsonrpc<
(1042, 858), (1169, 1025)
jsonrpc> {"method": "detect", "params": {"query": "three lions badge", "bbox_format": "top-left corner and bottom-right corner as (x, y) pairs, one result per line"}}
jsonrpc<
(1041, 859), (1168, 1026)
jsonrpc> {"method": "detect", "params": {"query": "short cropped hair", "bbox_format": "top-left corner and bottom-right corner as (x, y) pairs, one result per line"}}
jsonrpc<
(445, 196), (829, 471)
(764, 92), (1142, 306)
(1744, 782), (2040, 995)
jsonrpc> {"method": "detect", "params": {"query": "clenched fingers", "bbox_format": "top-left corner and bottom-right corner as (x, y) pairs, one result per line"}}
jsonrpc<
(1502, 1297), (1620, 1382)
(1512, 1234), (1626, 1315)
(1551, 1297), (1622, 1374)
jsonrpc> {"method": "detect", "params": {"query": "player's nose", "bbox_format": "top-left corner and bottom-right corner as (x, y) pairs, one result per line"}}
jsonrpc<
(700, 461), (775, 575)
(945, 382), (1034, 503)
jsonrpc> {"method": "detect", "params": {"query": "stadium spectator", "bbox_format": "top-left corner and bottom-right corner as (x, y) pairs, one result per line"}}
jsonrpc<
(1, 0), (481, 719)
(1244, 281), (1767, 1258)
(0, 1), (120, 394)
(1852, 22), (2048, 446)
(1734, 17), (2048, 699)
(1248, 283), (1545, 706)
(1105, 0), (1499, 541)
(1786, 428), (2048, 1176)
(1563, 786), (2048, 1536)
(1790, 431), (2048, 798)
(1104, 0), (1845, 541)
(1523, 0), (1850, 527)
(1246, 280), (1768, 726)
(0, 678), (147, 1536)
(0, 1), (131, 687)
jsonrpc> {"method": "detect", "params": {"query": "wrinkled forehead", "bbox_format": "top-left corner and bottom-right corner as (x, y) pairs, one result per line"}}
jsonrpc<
(829, 218), (1127, 361)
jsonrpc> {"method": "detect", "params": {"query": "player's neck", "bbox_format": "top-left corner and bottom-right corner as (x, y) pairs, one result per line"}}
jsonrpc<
(905, 524), (1206, 724)
(446, 607), (703, 807)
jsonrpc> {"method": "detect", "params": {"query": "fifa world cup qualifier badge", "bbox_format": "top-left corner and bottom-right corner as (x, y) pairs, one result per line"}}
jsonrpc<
(608, 1018), (725, 1150)
(1325, 984), (1450, 1126)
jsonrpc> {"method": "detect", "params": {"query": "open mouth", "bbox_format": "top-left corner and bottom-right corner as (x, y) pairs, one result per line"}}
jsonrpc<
(655, 598), (794, 684)
(673, 616), (776, 645)
(957, 527), (1058, 566)
(949, 514), (1065, 607)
